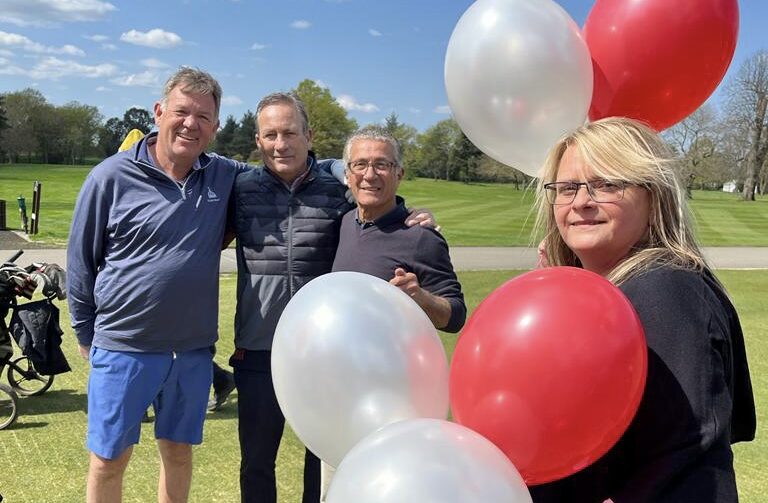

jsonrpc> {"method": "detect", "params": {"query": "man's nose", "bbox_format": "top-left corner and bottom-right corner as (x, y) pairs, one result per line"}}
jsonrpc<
(182, 114), (197, 129)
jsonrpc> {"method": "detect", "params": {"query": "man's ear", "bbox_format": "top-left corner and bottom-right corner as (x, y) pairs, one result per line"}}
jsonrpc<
(153, 101), (163, 125)
(306, 128), (314, 147)
(254, 134), (261, 151)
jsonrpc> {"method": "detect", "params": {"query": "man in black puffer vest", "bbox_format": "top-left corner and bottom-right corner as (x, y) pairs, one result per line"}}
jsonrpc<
(229, 92), (348, 503)
(228, 93), (434, 503)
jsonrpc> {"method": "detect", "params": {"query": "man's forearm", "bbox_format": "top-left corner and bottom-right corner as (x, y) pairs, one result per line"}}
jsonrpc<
(412, 289), (452, 330)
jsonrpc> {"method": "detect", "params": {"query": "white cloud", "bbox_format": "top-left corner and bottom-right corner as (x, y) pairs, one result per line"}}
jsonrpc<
(222, 95), (243, 106)
(84, 34), (109, 42)
(120, 29), (182, 49)
(96, 86), (110, 91)
(0, 0), (117, 27)
(101, 43), (117, 51)
(250, 42), (269, 50)
(0, 49), (14, 57)
(337, 94), (379, 113)
(434, 105), (451, 114)
(0, 64), (26, 76)
(291, 20), (311, 29)
(368, 29), (382, 37)
(141, 57), (169, 69)
(0, 31), (85, 56)
(408, 107), (421, 114)
(0, 56), (117, 79)
(111, 70), (162, 88)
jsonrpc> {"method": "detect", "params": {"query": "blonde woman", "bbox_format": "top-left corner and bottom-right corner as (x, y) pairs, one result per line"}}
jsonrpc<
(531, 117), (755, 502)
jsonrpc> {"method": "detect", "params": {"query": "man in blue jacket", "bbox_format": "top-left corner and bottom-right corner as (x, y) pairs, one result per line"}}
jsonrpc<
(67, 67), (245, 503)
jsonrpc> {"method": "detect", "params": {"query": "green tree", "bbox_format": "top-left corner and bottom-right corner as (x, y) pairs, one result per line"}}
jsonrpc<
(31, 102), (66, 163)
(382, 112), (418, 162)
(1, 88), (47, 163)
(0, 95), (8, 158)
(59, 102), (103, 164)
(408, 119), (461, 180)
(123, 107), (154, 134)
(293, 79), (357, 158)
(231, 111), (257, 161)
(98, 117), (128, 157)
(450, 131), (484, 183)
(213, 115), (238, 156)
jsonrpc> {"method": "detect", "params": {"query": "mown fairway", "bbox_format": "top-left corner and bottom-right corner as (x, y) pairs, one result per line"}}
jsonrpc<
(1, 163), (767, 246)
(0, 270), (765, 502)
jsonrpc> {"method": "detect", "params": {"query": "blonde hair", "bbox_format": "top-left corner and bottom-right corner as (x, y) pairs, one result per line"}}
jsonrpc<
(534, 117), (709, 285)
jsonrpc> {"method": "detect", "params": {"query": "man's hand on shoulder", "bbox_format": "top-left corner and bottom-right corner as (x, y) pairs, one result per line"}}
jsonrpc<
(405, 208), (440, 232)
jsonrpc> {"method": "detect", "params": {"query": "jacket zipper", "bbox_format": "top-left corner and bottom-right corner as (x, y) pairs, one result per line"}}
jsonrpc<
(287, 190), (295, 296)
(136, 160), (189, 200)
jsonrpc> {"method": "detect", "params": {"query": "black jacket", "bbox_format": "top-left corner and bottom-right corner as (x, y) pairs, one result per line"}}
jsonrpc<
(530, 265), (755, 502)
(10, 300), (71, 375)
(231, 155), (353, 352)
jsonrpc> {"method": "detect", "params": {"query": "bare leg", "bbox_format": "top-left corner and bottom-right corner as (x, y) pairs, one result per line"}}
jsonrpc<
(86, 447), (133, 503)
(157, 439), (193, 503)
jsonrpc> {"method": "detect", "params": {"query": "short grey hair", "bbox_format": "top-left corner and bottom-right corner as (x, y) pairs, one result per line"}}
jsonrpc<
(255, 92), (310, 135)
(161, 67), (222, 118)
(342, 126), (402, 167)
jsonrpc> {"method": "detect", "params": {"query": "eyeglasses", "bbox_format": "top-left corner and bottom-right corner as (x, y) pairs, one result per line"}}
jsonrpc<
(346, 159), (398, 174)
(543, 179), (628, 205)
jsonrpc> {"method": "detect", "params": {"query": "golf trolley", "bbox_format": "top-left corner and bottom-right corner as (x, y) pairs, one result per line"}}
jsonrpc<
(0, 250), (69, 430)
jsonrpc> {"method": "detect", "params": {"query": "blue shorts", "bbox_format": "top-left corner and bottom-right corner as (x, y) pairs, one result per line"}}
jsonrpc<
(86, 346), (213, 460)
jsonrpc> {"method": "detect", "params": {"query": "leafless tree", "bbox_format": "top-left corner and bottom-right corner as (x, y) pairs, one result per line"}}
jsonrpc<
(724, 50), (768, 200)
(664, 104), (727, 194)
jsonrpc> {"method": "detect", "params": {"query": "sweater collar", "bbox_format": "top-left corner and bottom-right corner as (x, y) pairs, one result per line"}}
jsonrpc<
(133, 131), (212, 172)
(355, 196), (407, 229)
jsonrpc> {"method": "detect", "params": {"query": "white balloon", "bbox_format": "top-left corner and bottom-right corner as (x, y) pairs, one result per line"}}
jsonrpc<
(271, 272), (449, 467)
(445, 0), (593, 177)
(327, 418), (533, 503)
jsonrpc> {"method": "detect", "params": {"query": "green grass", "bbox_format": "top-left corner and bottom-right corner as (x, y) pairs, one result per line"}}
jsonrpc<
(0, 270), (765, 502)
(2, 164), (767, 246)
(0, 164), (91, 246)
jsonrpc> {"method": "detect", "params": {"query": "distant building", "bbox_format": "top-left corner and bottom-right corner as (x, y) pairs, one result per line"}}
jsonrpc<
(722, 180), (738, 193)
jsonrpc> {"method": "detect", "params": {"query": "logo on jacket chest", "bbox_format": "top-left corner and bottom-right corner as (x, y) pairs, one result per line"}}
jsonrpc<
(207, 186), (220, 203)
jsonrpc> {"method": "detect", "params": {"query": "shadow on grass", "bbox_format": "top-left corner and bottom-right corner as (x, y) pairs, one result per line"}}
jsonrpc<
(7, 420), (49, 430)
(203, 399), (239, 421)
(15, 388), (86, 415)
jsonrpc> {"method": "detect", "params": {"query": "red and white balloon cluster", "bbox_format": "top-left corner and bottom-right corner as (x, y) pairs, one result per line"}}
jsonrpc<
(444, 0), (739, 177)
(272, 267), (648, 501)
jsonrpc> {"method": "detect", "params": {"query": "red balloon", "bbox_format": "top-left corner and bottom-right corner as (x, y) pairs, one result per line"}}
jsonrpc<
(449, 267), (647, 485)
(584, 0), (739, 131)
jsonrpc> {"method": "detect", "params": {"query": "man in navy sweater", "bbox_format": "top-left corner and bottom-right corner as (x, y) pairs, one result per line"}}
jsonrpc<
(332, 127), (466, 332)
(67, 67), (245, 503)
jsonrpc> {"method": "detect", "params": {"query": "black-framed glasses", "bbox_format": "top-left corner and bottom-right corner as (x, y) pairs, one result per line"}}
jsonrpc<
(346, 159), (397, 174)
(544, 179), (628, 205)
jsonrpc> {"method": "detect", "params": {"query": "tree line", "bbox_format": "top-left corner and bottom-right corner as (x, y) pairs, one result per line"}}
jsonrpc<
(1, 51), (766, 199)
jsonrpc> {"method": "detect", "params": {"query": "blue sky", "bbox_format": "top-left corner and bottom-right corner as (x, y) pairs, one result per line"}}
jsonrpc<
(0, 0), (765, 131)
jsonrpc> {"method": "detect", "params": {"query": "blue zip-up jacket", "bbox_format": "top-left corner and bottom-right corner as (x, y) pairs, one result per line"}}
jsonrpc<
(67, 132), (248, 352)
